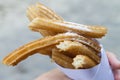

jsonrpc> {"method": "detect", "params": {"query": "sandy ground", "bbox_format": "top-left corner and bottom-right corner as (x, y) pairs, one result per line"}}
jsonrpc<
(0, 0), (120, 80)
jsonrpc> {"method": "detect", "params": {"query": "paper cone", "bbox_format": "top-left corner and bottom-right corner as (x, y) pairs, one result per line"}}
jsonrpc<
(56, 46), (114, 80)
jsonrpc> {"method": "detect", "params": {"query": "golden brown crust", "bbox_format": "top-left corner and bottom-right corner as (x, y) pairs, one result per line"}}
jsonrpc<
(36, 3), (63, 21)
(3, 2), (107, 69)
(52, 48), (74, 69)
(27, 3), (63, 21)
(26, 3), (63, 36)
(27, 3), (107, 38)
(29, 18), (107, 38)
(2, 33), (84, 66)
(56, 41), (100, 64)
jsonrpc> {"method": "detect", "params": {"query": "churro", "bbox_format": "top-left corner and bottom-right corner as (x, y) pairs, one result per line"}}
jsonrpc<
(27, 3), (107, 38)
(27, 3), (63, 36)
(3, 33), (95, 66)
(27, 3), (63, 21)
(56, 41), (100, 64)
(72, 55), (96, 69)
(29, 18), (107, 38)
(2, 2), (107, 70)
(52, 48), (74, 69)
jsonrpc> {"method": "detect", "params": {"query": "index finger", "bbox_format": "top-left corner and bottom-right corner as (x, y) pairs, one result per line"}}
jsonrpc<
(106, 51), (120, 69)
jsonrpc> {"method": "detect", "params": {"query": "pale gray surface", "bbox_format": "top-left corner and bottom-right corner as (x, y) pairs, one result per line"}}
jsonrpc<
(0, 0), (120, 80)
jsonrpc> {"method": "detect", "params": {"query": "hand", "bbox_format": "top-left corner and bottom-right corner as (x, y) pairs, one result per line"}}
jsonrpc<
(35, 68), (71, 80)
(106, 52), (120, 80)
(35, 52), (120, 80)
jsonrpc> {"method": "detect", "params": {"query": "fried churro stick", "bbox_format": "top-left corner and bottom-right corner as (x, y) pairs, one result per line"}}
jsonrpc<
(27, 3), (63, 36)
(52, 48), (74, 69)
(62, 32), (101, 53)
(29, 18), (107, 38)
(41, 32), (101, 54)
(27, 5), (56, 36)
(36, 3), (63, 21)
(72, 55), (96, 69)
(56, 41), (100, 64)
(27, 3), (63, 21)
(2, 33), (87, 66)
(27, 3), (107, 38)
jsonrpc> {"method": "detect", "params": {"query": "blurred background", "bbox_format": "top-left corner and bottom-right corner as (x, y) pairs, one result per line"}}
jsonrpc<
(0, 0), (120, 80)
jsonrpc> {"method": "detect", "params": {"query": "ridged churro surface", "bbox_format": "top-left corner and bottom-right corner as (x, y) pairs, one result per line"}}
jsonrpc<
(3, 2), (107, 69)
(29, 18), (107, 38)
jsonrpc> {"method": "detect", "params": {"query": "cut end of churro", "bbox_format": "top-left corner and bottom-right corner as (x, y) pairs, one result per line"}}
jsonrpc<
(56, 40), (99, 69)
(72, 55), (85, 69)
(56, 40), (79, 51)
(72, 55), (96, 69)
(56, 40), (101, 63)
(52, 48), (74, 69)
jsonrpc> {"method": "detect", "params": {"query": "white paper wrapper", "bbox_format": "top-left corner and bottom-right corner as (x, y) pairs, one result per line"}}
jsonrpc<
(56, 46), (114, 80)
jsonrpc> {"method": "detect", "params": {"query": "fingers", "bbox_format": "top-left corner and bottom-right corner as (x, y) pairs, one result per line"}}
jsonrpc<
(35, 69), (71, 80)
(106, 51), (120, 69)
(113, 70), (120, 80)
(106, 52), (120, 80)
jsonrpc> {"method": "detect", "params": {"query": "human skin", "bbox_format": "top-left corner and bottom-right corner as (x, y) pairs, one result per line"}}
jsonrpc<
(35, 52), (120, 80)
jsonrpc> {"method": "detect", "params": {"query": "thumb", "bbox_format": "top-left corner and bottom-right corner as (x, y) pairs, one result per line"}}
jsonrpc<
(106, 51), (120, 69)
